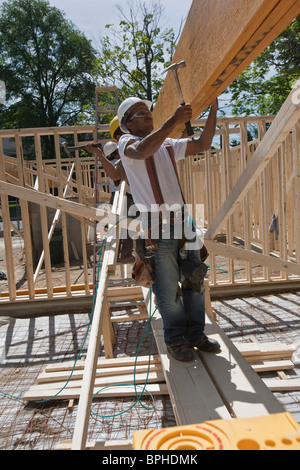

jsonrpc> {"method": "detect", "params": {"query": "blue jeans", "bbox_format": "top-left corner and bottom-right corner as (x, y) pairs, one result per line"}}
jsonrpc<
(151, 228), (206, 346)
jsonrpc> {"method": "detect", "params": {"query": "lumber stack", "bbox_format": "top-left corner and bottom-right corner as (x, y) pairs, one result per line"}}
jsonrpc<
(22, 339), (299, 402)
(234, 340), (297, 366)
(22, 355), (168, 402)
(153, 0), (300, 136)
(234, 340), (300, 392)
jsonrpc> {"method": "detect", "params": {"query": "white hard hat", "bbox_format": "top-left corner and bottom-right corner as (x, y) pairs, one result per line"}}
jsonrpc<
(103, 141), (118, 157)
(117, 97), (152, 133)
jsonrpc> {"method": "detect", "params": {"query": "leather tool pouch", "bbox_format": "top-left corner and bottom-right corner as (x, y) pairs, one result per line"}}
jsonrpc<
(131, 238), (157, 288)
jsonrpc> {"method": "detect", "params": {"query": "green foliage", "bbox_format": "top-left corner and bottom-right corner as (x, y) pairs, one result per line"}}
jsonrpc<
(0, 0), (97, 131)
(93, 1), (178, 104)
(226, 16), (300, 116)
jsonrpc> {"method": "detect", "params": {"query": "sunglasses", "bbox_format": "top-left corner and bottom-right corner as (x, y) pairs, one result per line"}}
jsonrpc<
(128, 109), (152, 121)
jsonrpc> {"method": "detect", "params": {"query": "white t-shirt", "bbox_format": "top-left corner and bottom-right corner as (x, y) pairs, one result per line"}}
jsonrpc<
(118, 135), (188, 212)
(108, 159), (119, 193)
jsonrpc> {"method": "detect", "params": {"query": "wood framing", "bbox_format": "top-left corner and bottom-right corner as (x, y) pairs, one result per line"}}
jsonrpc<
(205, 85), (300, 239)
(0, 108), (300, 301)
(1, 1), (300, 452)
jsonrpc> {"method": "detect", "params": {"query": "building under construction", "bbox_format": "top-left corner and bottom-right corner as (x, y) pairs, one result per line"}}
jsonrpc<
(1, 0), (300, 451)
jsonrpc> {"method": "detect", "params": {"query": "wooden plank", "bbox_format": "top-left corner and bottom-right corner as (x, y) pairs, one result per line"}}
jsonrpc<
(153, 0), (300, 135)
(263, 378), (300, 392)
(56, 145), (72, 296)
(0, 138), (16, 300)
(205, 87), (300, 239)
(56, 439), (133, 451)
(23, 383), (169, 402)
(35, 133), (53, 297)
(37, 363), (163, 384)
(251, 360), (295, 373)
(205, 240), (300, 277)
(110, 312), (149, 323)
(0, 179), (108, 223)
(15, 134), (35, 299)
(74, 132), (90, 294)
(71, 185), (127, 450)
(197, 314), (285, 418)
(27, 371), (166, 393)
(106, 285), (143, 300)
(44, 354), (161, 373)
(142, 288), (232, 424)
(0, 125), (97, 138)
(234, 342), (296, 357)
(33, 162), (75, 283)
(247, 354), (296, 363)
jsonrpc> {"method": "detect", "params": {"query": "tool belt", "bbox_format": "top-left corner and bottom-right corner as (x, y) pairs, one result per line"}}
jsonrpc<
(131, 142), (208, 288)
(131, 237), (157, 288)
(131, 213), (208, 289)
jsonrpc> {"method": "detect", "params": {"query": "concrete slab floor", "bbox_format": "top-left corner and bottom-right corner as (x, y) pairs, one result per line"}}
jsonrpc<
(0, 291), (300, 450)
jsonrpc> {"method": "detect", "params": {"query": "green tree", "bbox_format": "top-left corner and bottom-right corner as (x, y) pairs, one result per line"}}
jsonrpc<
(0, 0), (97, 131)
(94, 0), (179, 104)
(226, 16), (300, 116)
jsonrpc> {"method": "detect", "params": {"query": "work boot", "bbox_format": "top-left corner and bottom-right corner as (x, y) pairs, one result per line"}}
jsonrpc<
(167, 344), (195, 362)
(190, 335), (221, 353)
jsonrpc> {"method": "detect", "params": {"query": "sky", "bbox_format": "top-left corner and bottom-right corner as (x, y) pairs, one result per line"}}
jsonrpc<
(27, 0), (194, 47)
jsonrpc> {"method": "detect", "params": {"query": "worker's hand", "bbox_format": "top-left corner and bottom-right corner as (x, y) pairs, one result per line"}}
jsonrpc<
(174, 104), (193, 126)
(85, 144), (97, 154)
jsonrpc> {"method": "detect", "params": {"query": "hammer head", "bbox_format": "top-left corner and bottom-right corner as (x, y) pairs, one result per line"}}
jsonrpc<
(163, 60), (186, 74)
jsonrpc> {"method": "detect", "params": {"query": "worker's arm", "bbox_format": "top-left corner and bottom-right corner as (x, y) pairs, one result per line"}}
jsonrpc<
(124, 105), (193, 160)
(85, 145), (121, 182)
(185, 99), (218, 155)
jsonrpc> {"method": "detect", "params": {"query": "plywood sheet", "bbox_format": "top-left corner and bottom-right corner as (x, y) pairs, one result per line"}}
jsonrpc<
(153, 0), (300, 136)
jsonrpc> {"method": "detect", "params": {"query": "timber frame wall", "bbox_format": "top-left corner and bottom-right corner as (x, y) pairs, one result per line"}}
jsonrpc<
(0, 125), (110, 307)
(0, 99), (299, 308)
(0, 0), (300, 309)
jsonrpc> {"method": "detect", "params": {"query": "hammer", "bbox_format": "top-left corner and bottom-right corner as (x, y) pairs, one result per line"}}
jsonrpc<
(163, 60), (194, 136)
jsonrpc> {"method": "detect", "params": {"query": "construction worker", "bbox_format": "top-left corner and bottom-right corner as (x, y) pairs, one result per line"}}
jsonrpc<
(110, 115), (123, 142)
(117, 96), (220, 361)
(85, 139), (134, 263)
(85, 141), (124, 200)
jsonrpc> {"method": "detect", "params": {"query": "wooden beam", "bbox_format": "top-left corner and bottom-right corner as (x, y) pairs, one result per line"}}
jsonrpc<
(0, 138), (16, 300)
(153, 0), (300, 136)
(205, 85), (300, 239)
(56, 439), (133, 451)
(197, 315), (285, 418)
(205, 240), (300, 277)
(263, 378), (300, 392)
(142, 285), (285, 422)
(33, 162), (75, 283)
(0, 179), (105, 222)
(71, 183), (126, 450)
(0, 124), (97, 138)
(23, 383), (168, 402)
(37, 363), (162, 384)
(142, 287), (232, 424)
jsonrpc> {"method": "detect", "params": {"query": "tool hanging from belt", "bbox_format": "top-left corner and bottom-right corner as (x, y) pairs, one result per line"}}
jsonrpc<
(132, 143), (182, 287)
(144, 142), (208, 292)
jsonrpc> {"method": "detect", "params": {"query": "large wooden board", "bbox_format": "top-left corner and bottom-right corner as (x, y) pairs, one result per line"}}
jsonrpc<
(142, 288), (232, 424)
(197, 315), (285, 418)
(205, 84), (300, 239)
(153, 0), (300, 136)
(142, 287), (285, 423)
